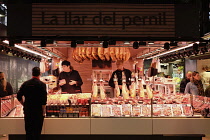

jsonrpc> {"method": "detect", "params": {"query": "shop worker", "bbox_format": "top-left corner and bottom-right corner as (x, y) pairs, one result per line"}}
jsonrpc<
(17, 67), (47, 140)
(0, 72), (13, 97)
(185, 71), (205, 96)
(58, 60), (83, 93)
(180, 71), (192, 93)
(109, 60), (132, 93)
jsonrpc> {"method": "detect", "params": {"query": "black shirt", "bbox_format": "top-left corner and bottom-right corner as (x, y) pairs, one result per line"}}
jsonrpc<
(109, 68), (132, 89)
(180, 77), (190, 93)
(58, 70), (83, 93)
(17, 78), (47, 114)
(0, 82), (13, 97)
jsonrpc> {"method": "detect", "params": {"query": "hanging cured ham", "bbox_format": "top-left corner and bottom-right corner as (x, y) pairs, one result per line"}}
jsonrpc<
(98, 47), (106, 61)
(139, 80), (145, 97)
(92, 47), (98, 60)
(104, 48), (110, 61)
(146, 83), (153, 99)
(110, 47), (117, 61)
(100, 81), (106, 99)
(86, 47), (94, 60)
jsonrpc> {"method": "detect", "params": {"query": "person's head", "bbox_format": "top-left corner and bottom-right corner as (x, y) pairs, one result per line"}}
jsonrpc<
(0, 72), (7, 91)
(61, 60), (71, 72)
(191, 71), (201, 82)
(186, 71), (192, 80)
(116, 60), (124, 70)
(32, 67), (41, 77)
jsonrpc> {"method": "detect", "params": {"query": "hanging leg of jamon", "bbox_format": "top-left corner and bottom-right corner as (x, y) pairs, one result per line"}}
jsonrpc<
(92, 82), (98, 99)
(100, 81), (106, 99)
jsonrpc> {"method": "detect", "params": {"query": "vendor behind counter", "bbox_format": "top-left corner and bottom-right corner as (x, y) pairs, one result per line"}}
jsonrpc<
(58, 60), (83, 94)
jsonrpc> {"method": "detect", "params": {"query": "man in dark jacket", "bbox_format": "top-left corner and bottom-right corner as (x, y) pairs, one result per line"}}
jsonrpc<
(17, 67), (47, 140)
(180, 71), (192, 93)
(58, 60), (83, 93)
(109, 60), (131, 94)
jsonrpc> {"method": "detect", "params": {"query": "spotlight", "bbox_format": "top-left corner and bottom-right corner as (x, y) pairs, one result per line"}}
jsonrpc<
(9, 40), (15, 47)
(133, 41), (139, 49)
(109, 40), (116, 45)
(193, 43), (199, 51)
(41, 39), (46, 47)
(164, 42), (170, 50)
(139, 41), (146, 46)
(71, 41), (77, 48)
(102, 41), (109, 48)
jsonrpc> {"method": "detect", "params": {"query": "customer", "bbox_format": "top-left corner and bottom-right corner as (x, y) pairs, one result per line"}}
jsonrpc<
(180, 71), (192, 93)
(109, 60), (132, 92)
(17, 67), (47, 140)
(185, 71), (204, 96)
(204, 81), (210, 97)
(58, 60), (83, 93)
(0, 72), (13, 97)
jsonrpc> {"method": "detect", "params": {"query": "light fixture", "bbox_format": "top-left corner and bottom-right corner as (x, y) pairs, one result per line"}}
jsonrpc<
(124, 41), (130, 45)
(9, 40), (15, 47)
(148, 41), (154, 45)
(164, 42), (170, 50)
(133, 41), (139, 49)
(0, 8), (5, 17)
(41, 39), (46, 47)
(146, 42), (199, 59)
(102, 41), (108, 48)
(3, 40), (51, 59)
(71, 40), (77, 48)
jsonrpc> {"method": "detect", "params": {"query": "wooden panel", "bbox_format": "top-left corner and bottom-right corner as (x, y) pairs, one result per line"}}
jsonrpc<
(153, 118), (210, 134)
(32, 3), (175, 37)
(91, 118), (152, 134)
(44, 118), (90, 134)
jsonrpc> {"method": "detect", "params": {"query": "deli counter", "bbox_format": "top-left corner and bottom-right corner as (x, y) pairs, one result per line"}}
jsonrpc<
(1, 93), (210, 139)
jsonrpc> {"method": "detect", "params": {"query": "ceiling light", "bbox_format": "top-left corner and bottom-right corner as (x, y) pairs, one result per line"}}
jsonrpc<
(148, 42), (154, 45)
(124, 41), (130, 44)
(164, 42), (170, 50)
(3, 40), (51, 59)
(71, 41), (77, 48)
(41, 39), (46, 47)
(146, 42), (199, 59)
(102, 41), (108, 48)
(133, 41), (139, 49)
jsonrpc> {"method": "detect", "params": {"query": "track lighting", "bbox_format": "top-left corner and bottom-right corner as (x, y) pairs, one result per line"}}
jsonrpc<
(71, 40), (77, 48)
(164, 42), (170, 50)
(102, 41), (109, 48)
(41, 39), (46, 47)
(133, 41), (139, 49)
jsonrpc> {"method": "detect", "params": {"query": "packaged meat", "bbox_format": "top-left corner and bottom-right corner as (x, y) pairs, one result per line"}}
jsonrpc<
(162, 104), (173, 117)
(122, 104), (132, 117)
(172, 104), (183, 117)
(182, 104), (193, 116)
(101, 105), (112, 117)
(111, 105), (122, 117)
(132, 105), (141, 117)
(141, 105), (151, 117)
(153, 104), (162, 117)
(91, 104), (101, 117)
